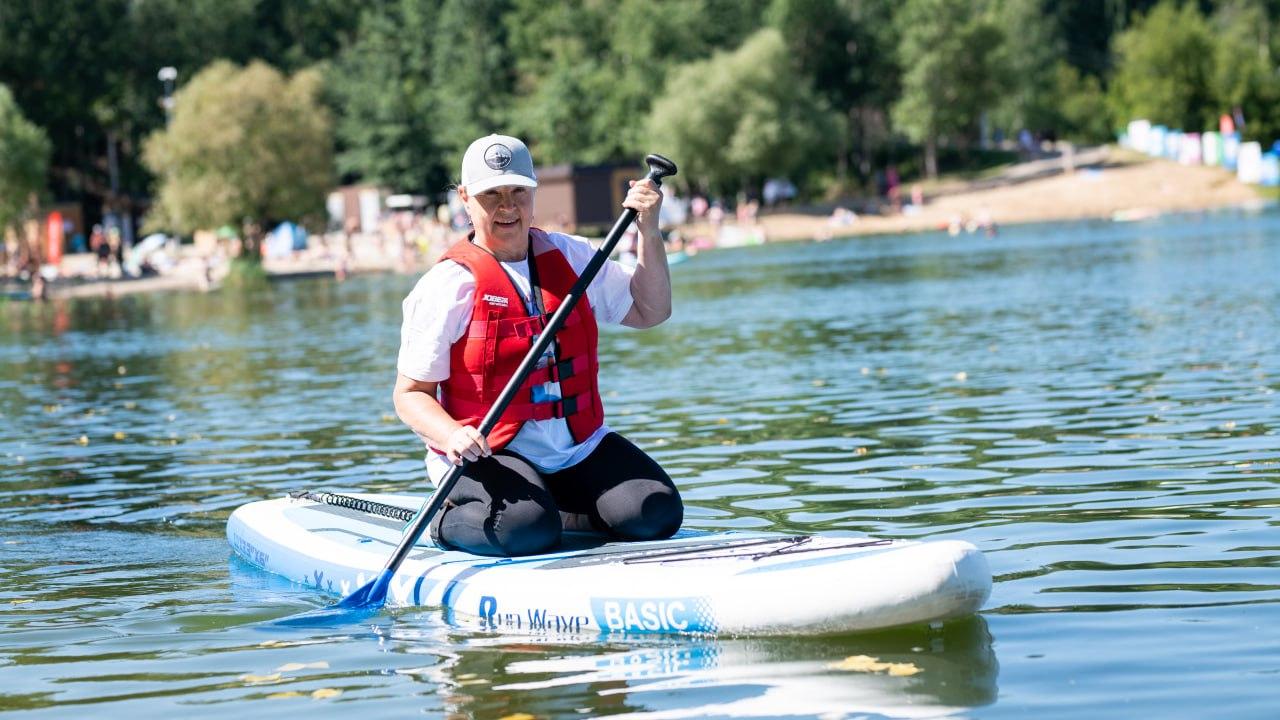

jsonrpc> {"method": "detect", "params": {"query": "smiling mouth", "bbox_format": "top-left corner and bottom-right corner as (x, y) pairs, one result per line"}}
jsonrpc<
(494, 218), (519, 227)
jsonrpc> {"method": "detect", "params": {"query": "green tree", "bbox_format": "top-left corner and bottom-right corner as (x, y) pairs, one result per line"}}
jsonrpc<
(111, 0), (260, 130)
(247, 0), (364, 72)
(648, 29), (837, 194)
(848, 0), (903, 181)
(505, 0), (769, 165)
(595, 0), (771, 162)
(767, 0), (857, 100)
(0, 84), (51, 237)
(92, 0), (264, 210)
(431, 0), (516, 175)
(0, 0), (360, 222)
(1211, 0), (1280, 142)
(1054, 0), (1164, 79)
(111, 0), (358, 189)
(766, 0), (900, 190)
(989, 0), (1062, 135)
(767, 0), (858, 187)
(0, 0), (129, 201)
(142, 61), (333, 256)
(329, 1), (446, 193)
(512, 44), (608, 164)
(503, 0), (609, 163)
(685, 0), (772, 51)
(893, 0), (1005, 179)
(1053, 61), (1114, 143)
(1108, 1), (1217, 132)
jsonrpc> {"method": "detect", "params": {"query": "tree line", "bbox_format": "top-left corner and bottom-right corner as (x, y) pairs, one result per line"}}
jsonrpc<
(3, 0), (1280, 240)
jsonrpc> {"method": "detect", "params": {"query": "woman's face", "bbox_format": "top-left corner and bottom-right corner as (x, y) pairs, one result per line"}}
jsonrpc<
(462, 185), (534, 247)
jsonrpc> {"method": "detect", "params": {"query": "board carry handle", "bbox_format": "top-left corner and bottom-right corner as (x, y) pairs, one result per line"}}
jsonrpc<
(333, 154), (678, 611)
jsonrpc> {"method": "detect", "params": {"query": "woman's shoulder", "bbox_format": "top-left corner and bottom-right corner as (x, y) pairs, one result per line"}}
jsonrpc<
(539, 229), (597, 265)
(406, 258), (472, 298)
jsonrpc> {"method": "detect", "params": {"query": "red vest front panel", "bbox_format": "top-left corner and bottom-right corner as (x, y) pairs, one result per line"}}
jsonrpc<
(437, 228), (605, 452)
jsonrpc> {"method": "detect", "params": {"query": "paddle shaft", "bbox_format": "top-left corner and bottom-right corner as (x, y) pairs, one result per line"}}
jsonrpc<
(372, 155), (677, 587)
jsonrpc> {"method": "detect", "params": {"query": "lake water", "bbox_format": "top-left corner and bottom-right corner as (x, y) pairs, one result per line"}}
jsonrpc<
(2, 209), (1278, 718)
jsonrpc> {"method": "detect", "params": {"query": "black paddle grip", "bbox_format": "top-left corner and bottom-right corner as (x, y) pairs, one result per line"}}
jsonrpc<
(644, 154), (678, 184)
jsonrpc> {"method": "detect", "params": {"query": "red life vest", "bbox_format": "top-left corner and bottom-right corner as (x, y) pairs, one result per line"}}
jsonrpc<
(437, 228), (605, 452)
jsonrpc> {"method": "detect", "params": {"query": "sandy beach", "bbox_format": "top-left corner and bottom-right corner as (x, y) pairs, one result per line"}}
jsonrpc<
(698, 146), (1267, 244)
(19, 233), (422, 301)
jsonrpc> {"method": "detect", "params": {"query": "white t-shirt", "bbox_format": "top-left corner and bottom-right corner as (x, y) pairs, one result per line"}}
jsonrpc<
(398, 232), (636, 482)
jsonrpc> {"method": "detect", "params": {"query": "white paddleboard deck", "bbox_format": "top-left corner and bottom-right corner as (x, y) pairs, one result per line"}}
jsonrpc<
(227, 493), (991, 636)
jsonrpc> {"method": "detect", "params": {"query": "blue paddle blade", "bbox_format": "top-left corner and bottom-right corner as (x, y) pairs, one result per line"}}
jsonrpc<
(334, 570), (393, 610)
(268, 570), (392, 627)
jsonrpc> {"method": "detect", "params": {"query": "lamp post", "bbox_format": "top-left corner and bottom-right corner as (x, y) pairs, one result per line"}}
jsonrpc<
(158, 66), (177, 120)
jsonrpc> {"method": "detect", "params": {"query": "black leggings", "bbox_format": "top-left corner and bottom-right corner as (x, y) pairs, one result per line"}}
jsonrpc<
(431, 432), (683, 557)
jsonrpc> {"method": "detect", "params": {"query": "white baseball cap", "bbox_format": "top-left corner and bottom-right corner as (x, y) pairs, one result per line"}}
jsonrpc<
(460, 134), (538, 194)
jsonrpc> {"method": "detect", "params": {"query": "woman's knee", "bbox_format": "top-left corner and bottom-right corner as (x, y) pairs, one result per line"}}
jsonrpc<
(596, 479), (683, 541)
(435, 454), (562, 557)
(491, 499), (562, 556)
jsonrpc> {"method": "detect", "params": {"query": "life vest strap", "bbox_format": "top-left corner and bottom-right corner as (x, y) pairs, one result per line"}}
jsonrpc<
(535, 356), (585, 383)
(442, 392), (583, 422)
(446, 355), (588, 390)
(466, 311), (580, 339)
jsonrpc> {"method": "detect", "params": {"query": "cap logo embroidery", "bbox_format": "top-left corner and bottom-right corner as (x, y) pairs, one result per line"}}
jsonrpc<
(484, 144), (513, 170)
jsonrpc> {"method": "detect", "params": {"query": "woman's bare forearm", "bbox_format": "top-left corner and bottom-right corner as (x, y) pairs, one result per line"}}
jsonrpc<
(392, 374), (461, 448)
(624, 224), (672, 328)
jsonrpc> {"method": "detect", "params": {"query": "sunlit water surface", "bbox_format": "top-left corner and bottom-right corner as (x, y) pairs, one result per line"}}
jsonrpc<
(2, 208), (1279, 718)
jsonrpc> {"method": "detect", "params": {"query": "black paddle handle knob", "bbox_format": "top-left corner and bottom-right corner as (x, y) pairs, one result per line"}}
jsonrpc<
(644, 154), (678, 186)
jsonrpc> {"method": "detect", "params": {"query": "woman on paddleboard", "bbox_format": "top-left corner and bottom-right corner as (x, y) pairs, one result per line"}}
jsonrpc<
(393, 134), (683, 557)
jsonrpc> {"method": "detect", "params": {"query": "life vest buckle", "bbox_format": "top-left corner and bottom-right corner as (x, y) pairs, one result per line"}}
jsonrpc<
(550, 359), (576, 382)
(512, 317), (542, 338)
(554, 394), (579, 418)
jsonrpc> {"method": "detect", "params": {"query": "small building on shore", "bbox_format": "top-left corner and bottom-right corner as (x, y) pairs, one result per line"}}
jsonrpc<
(326, 185), (388, 234)
(533, 164), (637, 234)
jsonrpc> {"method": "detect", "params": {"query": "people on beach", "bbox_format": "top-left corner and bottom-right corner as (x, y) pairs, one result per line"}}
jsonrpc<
(90, 225), (111, 277)
(886, 165), (902, 213)
(393, 134), (683, 557)
(29, 270), (46, 301)
(946, 209), (997, 237)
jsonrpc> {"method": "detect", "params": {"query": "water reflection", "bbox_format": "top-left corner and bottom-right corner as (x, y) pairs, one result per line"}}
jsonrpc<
(439, 619), (997, 719)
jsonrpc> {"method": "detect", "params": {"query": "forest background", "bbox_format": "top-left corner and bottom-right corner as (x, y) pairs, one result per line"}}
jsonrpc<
(2, 0), (1280, 239)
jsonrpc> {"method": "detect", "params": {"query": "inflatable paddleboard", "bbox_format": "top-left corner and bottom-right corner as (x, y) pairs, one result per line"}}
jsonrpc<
(227, 492), (991, 636)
